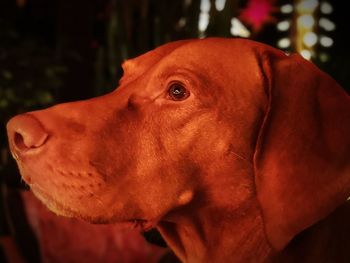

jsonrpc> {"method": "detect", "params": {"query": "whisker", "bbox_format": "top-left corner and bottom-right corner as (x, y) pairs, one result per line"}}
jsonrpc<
(231, 151), (251, 165)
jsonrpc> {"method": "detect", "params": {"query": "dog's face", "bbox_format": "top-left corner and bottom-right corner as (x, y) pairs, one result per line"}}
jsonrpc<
(7, 39), (265, 229)
(7, 38), (350, 253)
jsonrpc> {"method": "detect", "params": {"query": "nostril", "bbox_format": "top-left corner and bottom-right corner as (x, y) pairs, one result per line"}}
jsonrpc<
(14, 132), (28, 151)
(7, 114), (49, 154)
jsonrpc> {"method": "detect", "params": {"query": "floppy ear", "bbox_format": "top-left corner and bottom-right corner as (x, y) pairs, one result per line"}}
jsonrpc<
(254, 51), (350, 250)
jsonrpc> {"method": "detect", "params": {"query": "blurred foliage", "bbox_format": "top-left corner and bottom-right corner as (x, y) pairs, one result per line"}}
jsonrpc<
(0, 21), (65, 124)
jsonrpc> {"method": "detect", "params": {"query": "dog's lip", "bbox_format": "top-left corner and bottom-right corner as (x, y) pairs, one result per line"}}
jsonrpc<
(29, 183), (77, 217)
(125, 219), (154, 232)
(28, 183), (157, 231)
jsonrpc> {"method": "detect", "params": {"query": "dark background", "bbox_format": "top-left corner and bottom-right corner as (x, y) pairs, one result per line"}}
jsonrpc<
(0, 0), (349, 262)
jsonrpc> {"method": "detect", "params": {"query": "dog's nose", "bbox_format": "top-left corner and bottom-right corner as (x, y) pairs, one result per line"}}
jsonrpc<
(7, 114), (48, 155)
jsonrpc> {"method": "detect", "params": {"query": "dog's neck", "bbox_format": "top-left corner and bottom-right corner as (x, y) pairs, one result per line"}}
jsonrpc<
(157, 160), (273, 263)
(157, 195), (272, 262)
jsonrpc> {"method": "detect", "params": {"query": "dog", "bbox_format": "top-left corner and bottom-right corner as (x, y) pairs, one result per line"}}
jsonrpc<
(7, 38), (350, 262)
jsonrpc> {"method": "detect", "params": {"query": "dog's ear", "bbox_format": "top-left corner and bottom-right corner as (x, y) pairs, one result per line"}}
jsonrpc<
(254, 51), (350, 250)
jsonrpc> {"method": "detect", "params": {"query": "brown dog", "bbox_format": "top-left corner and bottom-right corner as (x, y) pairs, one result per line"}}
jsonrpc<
(7, 38), (350, 262)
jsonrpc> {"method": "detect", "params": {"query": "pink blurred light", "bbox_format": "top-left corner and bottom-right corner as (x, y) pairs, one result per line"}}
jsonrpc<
(239, 0), (277, 32)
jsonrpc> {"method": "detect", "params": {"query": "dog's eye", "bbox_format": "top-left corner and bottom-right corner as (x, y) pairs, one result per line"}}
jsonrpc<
(168, 83), (189, 101)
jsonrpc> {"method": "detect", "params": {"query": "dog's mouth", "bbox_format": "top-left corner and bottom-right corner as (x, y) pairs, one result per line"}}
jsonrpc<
(125, 219), (154, 232)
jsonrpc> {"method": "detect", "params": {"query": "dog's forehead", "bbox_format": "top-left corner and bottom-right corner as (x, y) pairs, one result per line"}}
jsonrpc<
(120, 38), (276, 84)
(121, 40), (192, 84)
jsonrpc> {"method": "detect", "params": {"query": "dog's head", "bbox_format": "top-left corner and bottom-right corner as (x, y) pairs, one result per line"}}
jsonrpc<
(7, 38), (350, 251)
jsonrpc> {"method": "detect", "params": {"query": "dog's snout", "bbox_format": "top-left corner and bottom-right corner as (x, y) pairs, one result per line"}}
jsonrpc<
(7, 114), (48, 155)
